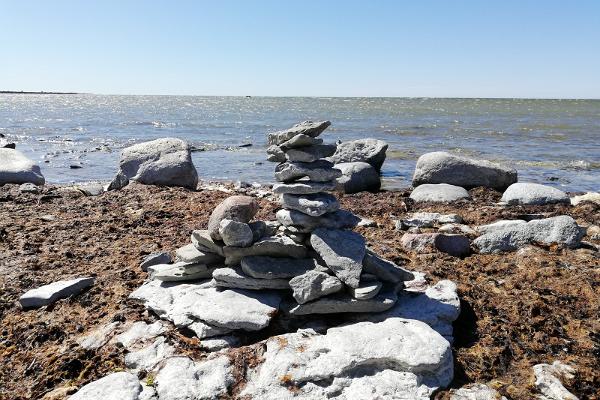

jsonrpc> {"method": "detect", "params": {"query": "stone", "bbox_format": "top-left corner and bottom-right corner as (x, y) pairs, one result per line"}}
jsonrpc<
(571, 192), (600, 206)
(191, 230), (225, 256)
(533, 361), (577, 400)
(335, 161), (381, 193)
(200, 335), (241, 352)
(274, 160), (342, 183)
(175, 243), (223, 264)
(187, 320), (232, 339)
(267, 120), (331, 146)
(266, 145), (286, 162)
(401, 212), (463, 228)
(400, 233), (438, 253)
(310, 228), (366, 288)
(289, 289), (397, 315)
(280, 133), (324, 149)
(272, 181), (337, 195)
(280, 192), (340, 217)
(69, 372), (142, 400)
(362, 251), (414, 283)
(289, 271), (344, 304)
(212, 266), (290, 290)
(328, 138), (388, 171)
(19, 182), (41, 194)
(19, 277), (94, 309)
(401, 233), (470, 257)
(412, 151), (517, 190)
(248, 221), (268, 241)
(348, 274), (382, 300)
(476, 219), (527, 235)
(276, 209), (360, 232)
(410, 183), (471, 203)
(242, 318), (452, 399)
(241, 256), (324, 279)
(450, 384), (507, 400)
(113, 321), (167, 349)
(0, 148), (45, 185)
(77, 322), (120, 350)
(284, 144), (337, 162)
(474, 216), (582, 253)
(500, 182), (570, 205)
(223, 235), (307, 266)
(152, 262), (215, 282)
(357, 217), (377, 227)
(207, 195), (259, 241)
(218, 219), (253, 247)
(154, 356), (234, 400)
(107, 138), (198, 190)
(140, 252), (172, 272)
(124, 336), (175, 372)
(438, 223), (477, 236)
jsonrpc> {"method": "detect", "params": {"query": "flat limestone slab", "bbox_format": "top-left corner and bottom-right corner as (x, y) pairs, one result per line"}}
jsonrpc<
(272, 181), (337, 195)
(69, 372), (142, 400)
(276, 209), (360, 232)
(223, 236), (307, 266)
(175, 243), (224, 264)
(274, 160), (342, 183)
(267, 120), (331, 146)
(280, 193), (340, 217)
(212, 266), (290, 290)
(241, 256), (324, 279)
(288, 289), (397, 315)
(20, 277), (94, 309)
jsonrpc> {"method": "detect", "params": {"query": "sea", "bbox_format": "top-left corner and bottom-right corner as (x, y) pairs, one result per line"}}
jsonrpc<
(1, 94), (599, 192)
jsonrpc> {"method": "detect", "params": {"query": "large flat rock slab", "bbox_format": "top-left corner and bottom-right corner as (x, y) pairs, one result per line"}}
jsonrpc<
(501, 182), (569, 205)
(223, 236), (307, 265)
(19, 277), (94, 309)
(280, 192), (340, 216)
(288, 289), (397, 315)
(273, 181), (337, 195)
(241, 256), (324, 279)
(212, 266), (290, 290)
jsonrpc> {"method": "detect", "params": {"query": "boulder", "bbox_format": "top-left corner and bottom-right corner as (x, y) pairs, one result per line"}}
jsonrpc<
(140, 252), (172, 272)
(310, 228), (366, 288)
(280, 192), (340, 217)
(410, 183), (470, 203)
(108, 138), (198, 190)
(69, 372), (142, 400)
(241, 256), (324, 279)
(175, 243), (223, 264)
(412, 151), (517, 190)
(501, 182), (569, 205)
(207, 195), (259, 241)
(289, 271), (344, 304)
(474, 215), (582, 253)
(0, 148), (45, 185)
(267, 120), (331, 146)
(328, 138), (388, 171)
(272, 181), (337, 195)
(218, 219), (253, 247)
(212, 266), (290, 290)
(335, 161), (381, 194)
(276, 209), (360, 232)
(275, 160), (342, 183)
(289, 289), (397, 315)
(284, 144), (337, 163)
(19, 277), (94, 309)
(223, 236), (307, 266)
(242, 318), (452, 399)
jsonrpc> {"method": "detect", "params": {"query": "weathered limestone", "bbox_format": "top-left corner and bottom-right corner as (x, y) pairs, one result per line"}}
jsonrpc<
(174, 243), (223, 264)
(285, 144), (336, 162)
(399, 212), (463, 228)
(191, 230), (225, 256)
(410, 183), (471, 203)
(113, 321), (167, 348)
(289, 271), (344, 304)
(0, 148), (45, 185)
(571, 192), (600, 206)
(266, 145), (286, 162)
(218, 219), (253, 247)
(328, 138), (388, 171)
(267, 120), (331, 145)
(212, 267), (290, 290)
(69, 372), (142, 400)
(241, 256), (324, 279)
(77, 322), (120, 350)
(272, 181), (337, 195)
(124, 336), (175, 372)
(362, 251), (414, 283)
(289, 289), (397, 315)
(276, 209), (360, 232)
(501, 182), (570, 205)
(223, 235), (307, 265)
(412, 151), (517, 190)
(151, 262), (215, 282)
(280, 133), (324, 149)
(533, 361), (578, 400)
(401, 233), (471, 257)
(450, 384), (508, 400)
(348, 274), (382, 300)
(19, 277), (94, 309)
(280, 192), (339, 216)
(310, 228), (366, 288)
(275, 160), (342, 183)
(207, 195), (259, 241)
(140, 252), (172, 272)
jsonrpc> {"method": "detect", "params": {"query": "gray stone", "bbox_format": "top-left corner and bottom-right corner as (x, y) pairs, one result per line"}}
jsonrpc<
(212, 266), (290, 290)
(289, 288), (397, 315)
(273, 181), (336, 195)
(0, 148), (45, 185)
(76, 183), (105, 196)
(247, 221), (267, 241)
(241, 256), (323, 279)
(19, 182), (41, 194)
(335, 161), (381, 194)
(348, 274), (382, 300)
(175, 243), (223, 264)
(266, 145), (286, 163)
(69, 372), (142, 400)
(476, 219), (527, 235)
(218, 219), (253, 247)
(450, 384), (507, 400)
(267, 120), (331, 146)
(77, 322), (120, 350)
(410, 183), (470, 203)
(533, 361), (577, 400)
(412, 151), (517, 190)
(207, 195), (259, 240)
(223, 235), (307, 266)
(328, 138), (388, 171)
(276, 209), (360, 232)
(501, 182), (570, 205)
(242, 317), (452, 399)
(289, 271), (344, 304)
(19, 277), (94, 309)
(124, 336), (175, 372)
(281, 192), (340, 217)
(310, 228), (366, 288)
(191, 230), (225, 256)
(187, 320), (232, 339)
(438, 223), (477, 236)
(434, 234), (471, 257)
(140, 252), (172, 272)
(474, 216), (582, 253)
(362, 251), (414, 283)
(280, 133), (324, 149)
(284, 144), (337, 163)
(113, 321), (167, 349)
(275, 160), (341, 183)
(108, 138), (198, 190)
(152, 262), (215, 282)
(401, 212), (463, 228)
(154, 356), (233, 400)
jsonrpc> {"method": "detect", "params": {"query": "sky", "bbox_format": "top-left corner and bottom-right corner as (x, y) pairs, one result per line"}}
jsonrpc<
(1, 0), (599, 98)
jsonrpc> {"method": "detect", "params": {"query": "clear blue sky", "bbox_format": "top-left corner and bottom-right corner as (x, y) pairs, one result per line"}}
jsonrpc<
(1, 0), (599, 98)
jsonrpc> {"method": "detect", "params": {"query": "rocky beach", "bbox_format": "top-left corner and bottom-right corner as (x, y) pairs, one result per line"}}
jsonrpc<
(0, 121), (599, 400)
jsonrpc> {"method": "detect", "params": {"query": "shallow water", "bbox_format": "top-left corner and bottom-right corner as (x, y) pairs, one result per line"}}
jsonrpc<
(1, 95), (599, 191)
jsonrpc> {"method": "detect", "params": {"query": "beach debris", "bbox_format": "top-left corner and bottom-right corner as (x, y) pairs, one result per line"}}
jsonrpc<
(0, 148), (45, 186)
(412, 151), (517, 190)
(19, 277), (94, 309)
(334, 161), (381, 193)
(328, 138), (388, 171)
(410, 183), (471, 203)
(500, 182), (570, 205)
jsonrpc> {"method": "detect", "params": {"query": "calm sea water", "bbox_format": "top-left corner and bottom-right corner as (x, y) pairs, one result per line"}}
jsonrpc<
(1, 95), (599, 191)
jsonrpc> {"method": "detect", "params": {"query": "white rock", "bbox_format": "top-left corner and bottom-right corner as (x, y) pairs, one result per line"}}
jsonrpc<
(533, 361), (578, 400)
(19, 277), (94, 309)
(187, 320), (232, 339)
(501, 182), (569, 205)
(328, 138), (388, 171)
(362, 251), (414, 283)
(113, 321), (167, 349)
(450, 383), (507, 400)
(77, 322), (120, 350)
(275, 160), (342, 183)
(289, 289), (397, 315)
(267, 120), (331, 145)
(281, 192), (340, 217)
(199, 335), (241, 352)
(124, 336), (175, 372)
(410, 183), (470, 203)
(0, 148), (45, 185)
(400, 212), (463, 228)
(69, 372), (142, 400)
(476, 219), (527, 234)
(152, 262), (215, 282)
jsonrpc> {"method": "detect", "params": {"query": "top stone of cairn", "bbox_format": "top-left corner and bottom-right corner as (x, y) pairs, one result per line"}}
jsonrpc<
(267, 121), (331, 146)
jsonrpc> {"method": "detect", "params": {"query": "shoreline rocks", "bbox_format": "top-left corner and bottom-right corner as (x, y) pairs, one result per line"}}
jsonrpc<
(501, 182), (569, 205)
(0, 148), (45, 186)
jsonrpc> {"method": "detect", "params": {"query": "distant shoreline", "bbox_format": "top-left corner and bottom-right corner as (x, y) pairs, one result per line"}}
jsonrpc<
(0, 90), (79, 95)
